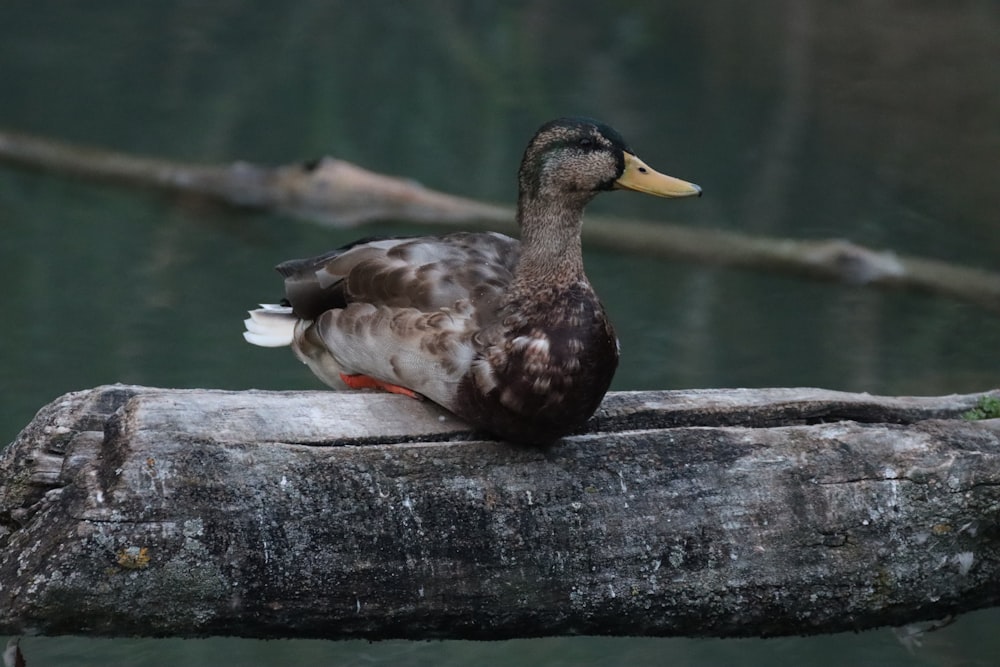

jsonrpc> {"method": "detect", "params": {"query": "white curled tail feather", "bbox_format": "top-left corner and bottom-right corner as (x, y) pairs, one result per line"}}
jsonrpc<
(243, 305), (297, 347)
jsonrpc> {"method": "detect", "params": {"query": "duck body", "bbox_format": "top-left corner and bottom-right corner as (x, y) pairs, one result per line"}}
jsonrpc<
(452, 275), (620, 444)
(244, 117), (700, 445)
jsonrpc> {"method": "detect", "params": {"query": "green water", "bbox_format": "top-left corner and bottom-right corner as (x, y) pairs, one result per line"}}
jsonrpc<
(1, 2), (998, 665)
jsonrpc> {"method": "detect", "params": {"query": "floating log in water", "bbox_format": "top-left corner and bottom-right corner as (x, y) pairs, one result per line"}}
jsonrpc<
(1, 128), (998, 312)
(1, 385), (998, 639)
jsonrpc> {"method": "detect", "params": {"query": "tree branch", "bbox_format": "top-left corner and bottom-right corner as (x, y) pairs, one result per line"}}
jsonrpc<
(1, 385), (998, 639)
(1, 128), (998, 313)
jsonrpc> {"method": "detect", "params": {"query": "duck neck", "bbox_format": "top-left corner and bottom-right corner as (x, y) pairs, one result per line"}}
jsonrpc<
(513, 194), (590, 287)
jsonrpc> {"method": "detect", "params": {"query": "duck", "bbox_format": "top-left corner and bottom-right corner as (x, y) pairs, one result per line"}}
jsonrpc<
(243, 117), (701, 445)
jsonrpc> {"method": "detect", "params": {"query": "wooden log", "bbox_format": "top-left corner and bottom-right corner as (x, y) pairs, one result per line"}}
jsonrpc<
(1, 385), (998, 640)
(2, 128), (999, 313)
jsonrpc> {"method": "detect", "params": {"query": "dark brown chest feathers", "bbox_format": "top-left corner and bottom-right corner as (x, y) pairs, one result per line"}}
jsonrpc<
(457, 293), (619, 445)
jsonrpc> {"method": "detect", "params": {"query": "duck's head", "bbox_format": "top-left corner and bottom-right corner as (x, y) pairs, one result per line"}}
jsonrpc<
(517, 117), (702, 206)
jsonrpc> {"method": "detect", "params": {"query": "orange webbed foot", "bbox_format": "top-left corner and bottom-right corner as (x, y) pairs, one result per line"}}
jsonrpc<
(339, 373), (423, 400)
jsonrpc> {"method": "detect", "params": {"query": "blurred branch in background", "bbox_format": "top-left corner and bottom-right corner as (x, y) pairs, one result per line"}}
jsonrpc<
(1, 128), (998, 313)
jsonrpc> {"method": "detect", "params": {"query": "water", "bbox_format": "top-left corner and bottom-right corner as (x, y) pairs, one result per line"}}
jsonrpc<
(1, 2), (998, 665)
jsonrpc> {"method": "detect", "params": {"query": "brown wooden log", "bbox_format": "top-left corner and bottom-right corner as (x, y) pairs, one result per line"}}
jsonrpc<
(1, 385), (998, 639)
(2, 128), (999, 313)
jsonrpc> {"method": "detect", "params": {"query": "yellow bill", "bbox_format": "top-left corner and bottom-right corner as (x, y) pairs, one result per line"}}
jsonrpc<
(615, 152), (702, 198)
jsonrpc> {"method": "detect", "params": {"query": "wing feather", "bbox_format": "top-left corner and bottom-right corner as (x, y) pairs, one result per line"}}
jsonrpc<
(311, 301), (478, 408)
(278, 232), (519, 320)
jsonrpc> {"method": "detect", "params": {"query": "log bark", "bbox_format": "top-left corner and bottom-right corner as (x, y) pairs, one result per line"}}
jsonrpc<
(2, 128), (999, 313)
(1, 385), (999, 640)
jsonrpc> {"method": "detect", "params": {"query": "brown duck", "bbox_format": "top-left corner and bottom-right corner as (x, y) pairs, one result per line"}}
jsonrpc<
(244, 117), (701, 444)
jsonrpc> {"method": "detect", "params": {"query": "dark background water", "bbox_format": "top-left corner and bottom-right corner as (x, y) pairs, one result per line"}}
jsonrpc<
(1, 2), (998, 665)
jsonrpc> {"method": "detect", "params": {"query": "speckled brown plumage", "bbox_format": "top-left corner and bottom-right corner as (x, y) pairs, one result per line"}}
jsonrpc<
(244, 117), (701, 444)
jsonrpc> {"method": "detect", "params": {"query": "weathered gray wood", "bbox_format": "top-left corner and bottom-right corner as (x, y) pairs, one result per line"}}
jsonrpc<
(1, 385), (999, 639)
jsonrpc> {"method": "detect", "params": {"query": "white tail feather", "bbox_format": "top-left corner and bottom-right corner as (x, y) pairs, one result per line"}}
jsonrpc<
(243, 305), (297, 347)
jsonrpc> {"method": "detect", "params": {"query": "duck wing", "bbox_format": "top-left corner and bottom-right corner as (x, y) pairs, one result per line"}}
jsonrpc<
(276, 231), (519, 320)
(303, 299), (480, 405)
(277, 231), (520, 404)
